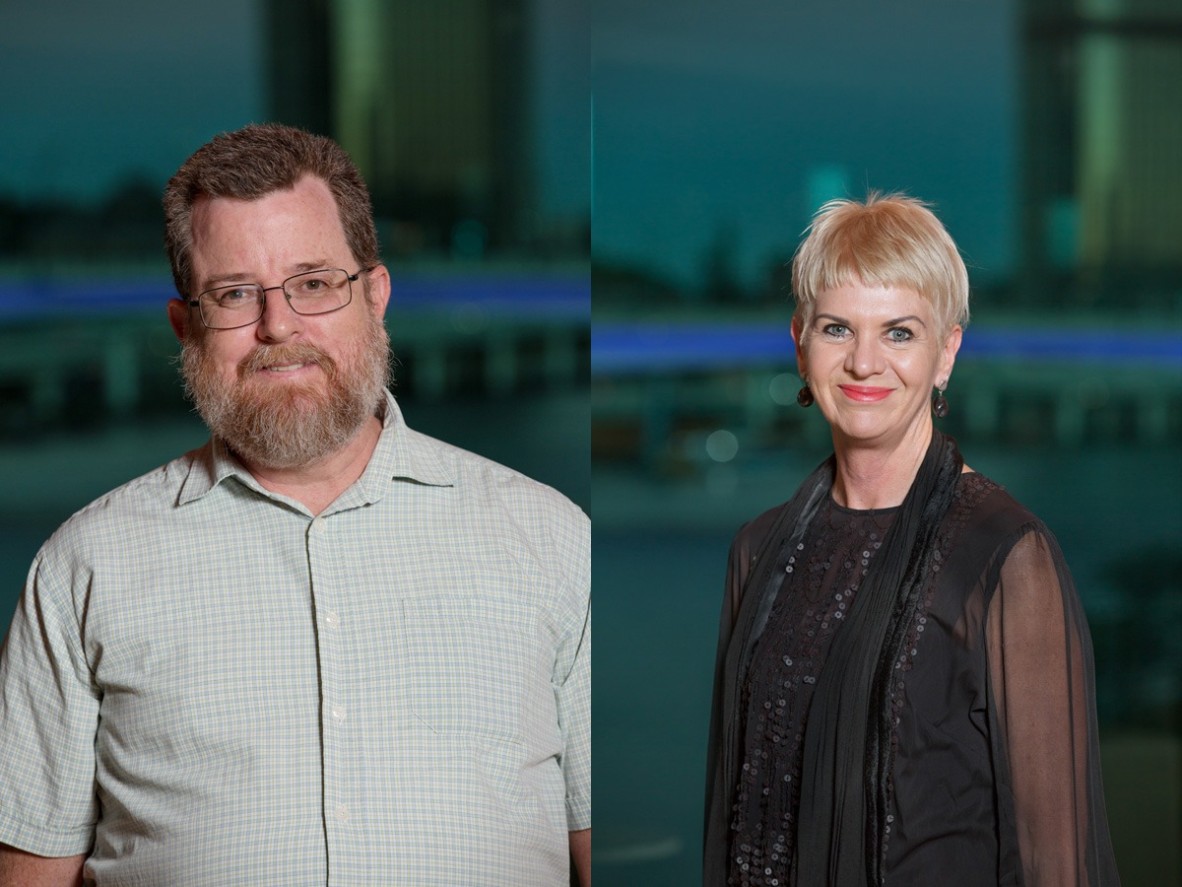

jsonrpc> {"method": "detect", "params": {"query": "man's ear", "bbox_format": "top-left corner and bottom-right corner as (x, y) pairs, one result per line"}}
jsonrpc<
(167, 299), (190, 342)
(366, 265), (391, 319)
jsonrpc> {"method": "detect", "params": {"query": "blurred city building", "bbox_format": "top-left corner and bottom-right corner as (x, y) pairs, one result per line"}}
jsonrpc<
(267, 0), (568, 259)
(592, 15), (1181, 878)
(0, 2), (591, 685)
(1021, 0), (1182, 311)
(594, 0), (1182, 473)
(1, 0), (589, 441)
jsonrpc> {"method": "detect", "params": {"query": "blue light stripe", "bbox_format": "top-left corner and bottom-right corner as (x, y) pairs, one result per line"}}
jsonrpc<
(592, 322), (1182, 372)
(0, 273), (589, 321)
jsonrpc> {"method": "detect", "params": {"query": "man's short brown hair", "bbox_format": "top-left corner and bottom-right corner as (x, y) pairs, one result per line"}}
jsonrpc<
(164, 123), (380, 297)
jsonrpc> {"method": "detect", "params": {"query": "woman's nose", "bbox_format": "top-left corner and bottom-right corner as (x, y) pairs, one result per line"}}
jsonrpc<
(844, 335), (882, 377)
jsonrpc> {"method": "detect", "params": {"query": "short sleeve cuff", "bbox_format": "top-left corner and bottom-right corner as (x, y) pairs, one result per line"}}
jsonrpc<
(0, 809), (93, 858)
(566, 794), (591, 831)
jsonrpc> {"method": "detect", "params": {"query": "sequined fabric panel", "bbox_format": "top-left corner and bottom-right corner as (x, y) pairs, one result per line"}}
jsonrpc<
(728, 498), (896, 887)
(726, 475), (1001, 886)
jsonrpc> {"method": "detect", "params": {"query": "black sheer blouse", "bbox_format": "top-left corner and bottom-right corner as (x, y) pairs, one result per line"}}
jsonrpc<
(714, 472), (1120, 886)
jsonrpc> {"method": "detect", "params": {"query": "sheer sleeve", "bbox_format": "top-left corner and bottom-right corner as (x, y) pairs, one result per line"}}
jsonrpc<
(704, 506), (786, 884)
(984, 527), (1121, 886)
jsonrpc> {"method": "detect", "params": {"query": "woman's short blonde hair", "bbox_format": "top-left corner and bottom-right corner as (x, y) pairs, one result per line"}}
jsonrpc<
(791, 193), (969, 339)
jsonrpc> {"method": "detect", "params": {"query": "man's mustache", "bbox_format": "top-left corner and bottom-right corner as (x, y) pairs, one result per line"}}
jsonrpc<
(238, 342), (337, 378)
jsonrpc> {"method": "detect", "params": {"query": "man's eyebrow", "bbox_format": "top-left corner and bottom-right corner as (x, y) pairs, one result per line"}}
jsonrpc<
(289, 260), (332, 273)
(199, 273), (254, 291)
(198, 261), (333, 292)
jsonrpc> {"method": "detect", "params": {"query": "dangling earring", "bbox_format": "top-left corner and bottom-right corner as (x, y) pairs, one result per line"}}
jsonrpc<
(932, 385), (949, 418)
(797, 382), (814, 408)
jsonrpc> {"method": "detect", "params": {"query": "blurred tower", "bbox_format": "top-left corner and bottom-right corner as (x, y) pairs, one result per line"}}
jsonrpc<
(266, 0), (334, 137)
(265, 0), (534, 256)
(1021, 0), (1182, 309)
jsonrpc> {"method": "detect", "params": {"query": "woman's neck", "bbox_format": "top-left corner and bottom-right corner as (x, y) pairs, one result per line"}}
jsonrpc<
(830, 420), (933, 510)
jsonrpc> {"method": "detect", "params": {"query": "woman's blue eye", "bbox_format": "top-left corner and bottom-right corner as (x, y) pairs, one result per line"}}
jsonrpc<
(822, 323), (849, 337)
(887, 327), (913, 342)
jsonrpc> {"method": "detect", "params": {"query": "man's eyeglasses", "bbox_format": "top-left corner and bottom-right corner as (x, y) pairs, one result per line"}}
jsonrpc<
(188, 267), (371, 330)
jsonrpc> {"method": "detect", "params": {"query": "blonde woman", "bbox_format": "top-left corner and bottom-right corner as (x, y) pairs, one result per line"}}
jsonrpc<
(704, 194), (1120, 886)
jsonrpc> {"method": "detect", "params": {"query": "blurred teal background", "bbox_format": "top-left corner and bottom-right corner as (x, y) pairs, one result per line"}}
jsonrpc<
(593, 1), (1181, 885)
(0, 0), (590, 642)
(5, 2), (1182, 883)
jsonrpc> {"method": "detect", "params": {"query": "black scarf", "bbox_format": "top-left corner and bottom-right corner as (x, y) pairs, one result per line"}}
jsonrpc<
(704, 430), (964, 886)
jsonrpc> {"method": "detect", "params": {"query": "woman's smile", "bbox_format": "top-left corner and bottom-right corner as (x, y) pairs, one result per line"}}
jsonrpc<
(838, 384), (893, 402)
(793, 281), (961, 450)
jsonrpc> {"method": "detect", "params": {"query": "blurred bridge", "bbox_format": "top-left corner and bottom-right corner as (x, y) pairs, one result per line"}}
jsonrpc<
(593, 320), (1182, 467)
(0, 268), (588, 435)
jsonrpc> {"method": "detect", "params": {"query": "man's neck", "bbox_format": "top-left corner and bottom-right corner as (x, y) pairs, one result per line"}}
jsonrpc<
(239, 415), (384, 516)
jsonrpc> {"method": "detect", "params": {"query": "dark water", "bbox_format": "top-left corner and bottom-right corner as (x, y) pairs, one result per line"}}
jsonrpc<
(0, 392), (589, 627)
(594, 445), (1182, 886)
(2, 417), (1177, 885)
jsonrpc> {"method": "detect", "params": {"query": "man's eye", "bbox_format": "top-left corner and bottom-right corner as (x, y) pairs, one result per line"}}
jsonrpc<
(216, 288), (255, 306)
(291, 276), (335, 296)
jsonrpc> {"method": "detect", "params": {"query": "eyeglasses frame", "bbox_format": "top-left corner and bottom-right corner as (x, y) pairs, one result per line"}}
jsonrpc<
(186, 267), (373, 330)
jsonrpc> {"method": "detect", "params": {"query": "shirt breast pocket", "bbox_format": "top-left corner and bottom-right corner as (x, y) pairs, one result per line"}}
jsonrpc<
(399, 594), (530, 742)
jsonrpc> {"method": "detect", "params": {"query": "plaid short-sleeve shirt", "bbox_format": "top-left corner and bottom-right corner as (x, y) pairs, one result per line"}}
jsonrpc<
(0, 393), (590, 885)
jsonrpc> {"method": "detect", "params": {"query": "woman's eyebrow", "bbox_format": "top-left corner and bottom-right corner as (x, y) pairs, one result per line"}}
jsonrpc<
(813, 313), (927, 327)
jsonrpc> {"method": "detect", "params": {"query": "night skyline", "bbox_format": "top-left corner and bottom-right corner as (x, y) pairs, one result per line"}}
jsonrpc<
(593, 0), (1017, 286)
(0, 0), (588, 224)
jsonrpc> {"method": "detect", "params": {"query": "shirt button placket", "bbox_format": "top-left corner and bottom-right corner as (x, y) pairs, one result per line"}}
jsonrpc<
(308, 514), (354, 878)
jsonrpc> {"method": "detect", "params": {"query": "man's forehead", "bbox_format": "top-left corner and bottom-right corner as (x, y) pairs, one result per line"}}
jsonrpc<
(192, 174), (334, 214)
(190, 177), (344, 245)
(189, 177), (350, 285)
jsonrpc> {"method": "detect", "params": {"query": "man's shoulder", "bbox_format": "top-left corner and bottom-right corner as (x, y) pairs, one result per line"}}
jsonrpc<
(42, 443), (209, 555)
(400, 425), (587, 528)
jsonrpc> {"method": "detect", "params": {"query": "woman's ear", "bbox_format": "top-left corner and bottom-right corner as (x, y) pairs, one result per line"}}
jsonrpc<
(791, 315), (807, 377)
(938, 324), (963, 385)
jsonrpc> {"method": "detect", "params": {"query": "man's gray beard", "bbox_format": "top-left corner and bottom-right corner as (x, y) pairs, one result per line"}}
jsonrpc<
(180, 316), (391, 470)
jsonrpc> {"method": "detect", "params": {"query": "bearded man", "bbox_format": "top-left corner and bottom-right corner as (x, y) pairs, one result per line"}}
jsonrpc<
(0, 124), (591, 886)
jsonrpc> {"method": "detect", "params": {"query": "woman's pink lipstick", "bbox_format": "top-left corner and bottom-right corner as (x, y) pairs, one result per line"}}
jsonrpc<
(839, 385), (892, 403)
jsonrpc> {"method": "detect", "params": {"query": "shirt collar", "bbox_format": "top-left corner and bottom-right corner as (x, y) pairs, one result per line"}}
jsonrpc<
(177, 390), (455, 507)
(357, 391), (455, 498)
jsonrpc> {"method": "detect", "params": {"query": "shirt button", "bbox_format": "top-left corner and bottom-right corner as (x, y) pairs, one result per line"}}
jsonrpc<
(331, 705), (346, 723)
(311, 517), (327, 534)
(325, 610), (340, 627)
(335, 804), (350, 822)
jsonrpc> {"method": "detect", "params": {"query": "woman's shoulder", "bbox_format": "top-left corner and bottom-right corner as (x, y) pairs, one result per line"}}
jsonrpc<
(722, 498), (802, 606)
(946, 470), (1064, 578)
(953, 471), (1045, 537)
(732, 500), (793, 549)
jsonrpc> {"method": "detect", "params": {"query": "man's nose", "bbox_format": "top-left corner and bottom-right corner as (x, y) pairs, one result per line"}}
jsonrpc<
(256, 286), (302, 341)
